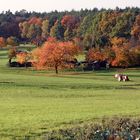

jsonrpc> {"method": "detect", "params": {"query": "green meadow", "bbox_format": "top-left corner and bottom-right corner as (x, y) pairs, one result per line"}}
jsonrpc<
(0, 49), (140, 139)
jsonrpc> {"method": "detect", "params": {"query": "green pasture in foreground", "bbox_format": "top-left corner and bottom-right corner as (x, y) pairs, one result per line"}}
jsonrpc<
(0, 49), (140, 139)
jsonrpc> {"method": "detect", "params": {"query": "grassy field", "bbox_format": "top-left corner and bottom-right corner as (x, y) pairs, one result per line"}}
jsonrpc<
(0, 48), (140, 139)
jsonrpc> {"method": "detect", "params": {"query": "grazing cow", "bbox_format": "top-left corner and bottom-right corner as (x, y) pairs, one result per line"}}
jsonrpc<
(114, 74), (129, 82)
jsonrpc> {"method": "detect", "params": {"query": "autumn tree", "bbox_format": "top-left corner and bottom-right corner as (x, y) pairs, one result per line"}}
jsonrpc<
(109, 37), (134, 67)
(7, 36), (18, 46)
(111, 45), (133, 67)
(86, 47), (105, 62)
(0, 37), (6, 48)
(32, 38), (79, 73)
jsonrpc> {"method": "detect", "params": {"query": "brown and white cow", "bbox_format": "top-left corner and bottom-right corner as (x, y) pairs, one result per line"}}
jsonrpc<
(114, 74), (129, 82)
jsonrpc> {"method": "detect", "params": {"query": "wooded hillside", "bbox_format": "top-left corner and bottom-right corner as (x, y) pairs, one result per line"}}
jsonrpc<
(0, 8), (140, 49)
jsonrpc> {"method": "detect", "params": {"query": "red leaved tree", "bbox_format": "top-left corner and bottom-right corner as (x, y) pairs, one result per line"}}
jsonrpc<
(32, 38), (79, 73)
(61, 15), (80, 30)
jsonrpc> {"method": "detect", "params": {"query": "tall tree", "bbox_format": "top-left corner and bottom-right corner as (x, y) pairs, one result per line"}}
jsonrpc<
(41, 19), (49, 39)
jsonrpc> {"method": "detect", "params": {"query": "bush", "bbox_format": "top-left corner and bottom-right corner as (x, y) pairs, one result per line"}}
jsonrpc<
(43, 118), (140, 140)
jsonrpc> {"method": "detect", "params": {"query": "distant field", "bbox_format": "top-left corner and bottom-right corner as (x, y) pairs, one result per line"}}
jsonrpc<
(0, 48), (140, 139)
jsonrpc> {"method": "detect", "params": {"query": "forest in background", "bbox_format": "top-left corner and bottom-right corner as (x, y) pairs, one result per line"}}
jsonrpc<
(0, 7), (140, 48)
(1, 7), (140, 68)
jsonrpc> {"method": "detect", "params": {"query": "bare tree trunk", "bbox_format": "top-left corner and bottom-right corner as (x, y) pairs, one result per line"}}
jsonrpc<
(55, 65), (58, 74)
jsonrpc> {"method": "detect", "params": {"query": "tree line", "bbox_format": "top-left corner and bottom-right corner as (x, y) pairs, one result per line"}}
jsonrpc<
(0, 7), (140, 48)
(1, 7), (140, 72)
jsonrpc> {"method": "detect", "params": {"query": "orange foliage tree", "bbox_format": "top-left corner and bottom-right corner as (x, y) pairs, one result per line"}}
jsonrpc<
(0, 37), (6, 48)
(32, 38), (80, 73)
(111, 45), (133, 67)
(86, 46), (115, 64)
(86, 47), (104, 62)
(86, 41), (140, 68)
(110, 37), (132, 67)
